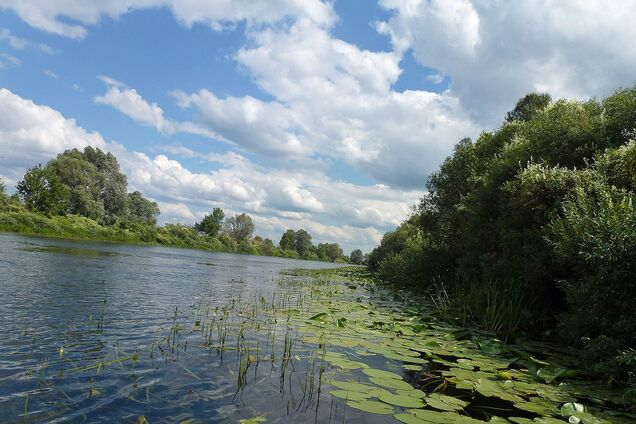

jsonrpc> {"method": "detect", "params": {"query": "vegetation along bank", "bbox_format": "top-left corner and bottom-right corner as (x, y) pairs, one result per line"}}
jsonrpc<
(368, 87), (636, 393)
(0, 146), (362, 263)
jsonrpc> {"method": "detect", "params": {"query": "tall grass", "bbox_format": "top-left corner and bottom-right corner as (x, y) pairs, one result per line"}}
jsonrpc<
(431, 274), (530, 338)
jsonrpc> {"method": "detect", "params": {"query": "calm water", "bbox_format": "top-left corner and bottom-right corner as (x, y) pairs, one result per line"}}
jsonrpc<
(0, 233), (351, 423)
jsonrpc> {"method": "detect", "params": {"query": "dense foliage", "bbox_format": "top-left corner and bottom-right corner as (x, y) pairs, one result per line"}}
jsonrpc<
(369, 87), (636, 385)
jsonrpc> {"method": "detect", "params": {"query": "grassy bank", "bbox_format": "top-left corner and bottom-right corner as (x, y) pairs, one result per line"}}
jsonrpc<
(0, 201), (320, 258)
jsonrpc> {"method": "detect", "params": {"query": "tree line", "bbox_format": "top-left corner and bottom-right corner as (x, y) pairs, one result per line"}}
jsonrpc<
(0, 147), (364, 263)
(368, 87), (636, 385)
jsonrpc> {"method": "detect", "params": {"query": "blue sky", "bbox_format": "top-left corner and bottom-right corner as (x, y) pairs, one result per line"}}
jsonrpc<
(1, 1), (634, 252)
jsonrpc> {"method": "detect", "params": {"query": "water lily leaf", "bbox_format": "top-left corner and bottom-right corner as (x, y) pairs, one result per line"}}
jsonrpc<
(513, 397), (559, 416)
(369, 376), (414, 391)
(426, 393), (469, 412)
(537, 365), (568, 384)
(362, 368), (403, 380)
(409, 408), (485, 423)
(309, 312), (328, 321)
(347, 399), (394, 414)
(395, 413), (430, 424)
(403, 365), (422, 371)
(379, 393), (426, 408)
(475, 378), (524, 402)
(330, 380), (392, 398)
(329, 389), (370, 401)
(324, 355), (368, 369)
(397, 388), (427, 399)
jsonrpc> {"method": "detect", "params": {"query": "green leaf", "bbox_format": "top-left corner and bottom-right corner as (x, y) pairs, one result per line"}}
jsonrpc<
(379, 393), (426, 408)
(362, 368), (403, 380)
(347, 399), (395, 414)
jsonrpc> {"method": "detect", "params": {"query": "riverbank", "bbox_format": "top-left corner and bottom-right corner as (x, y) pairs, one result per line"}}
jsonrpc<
(0, 205), (348, 262)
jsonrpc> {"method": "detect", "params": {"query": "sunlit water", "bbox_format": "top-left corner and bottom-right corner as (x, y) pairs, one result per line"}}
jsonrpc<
(0, 233), (354, 423)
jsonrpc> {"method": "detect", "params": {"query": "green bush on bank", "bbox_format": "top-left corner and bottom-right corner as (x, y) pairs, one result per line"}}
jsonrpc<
(368, 87), (636, 385)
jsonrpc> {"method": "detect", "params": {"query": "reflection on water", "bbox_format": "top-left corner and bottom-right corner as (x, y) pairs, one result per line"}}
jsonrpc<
(0, 233), (353, 423)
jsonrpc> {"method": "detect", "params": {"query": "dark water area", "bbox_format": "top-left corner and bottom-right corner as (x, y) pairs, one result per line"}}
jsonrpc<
(0, 233), (349, 423)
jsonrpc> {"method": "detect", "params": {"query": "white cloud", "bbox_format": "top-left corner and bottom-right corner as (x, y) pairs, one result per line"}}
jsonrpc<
(95, 76), (172, 133)
(0, 28), (53, 54)
(378, 0), (636, 124)
(0, 52), (20, 69)
(0, 88), (420, 252)
(98, 19), (476, 189)
(0, 0), (334, 39)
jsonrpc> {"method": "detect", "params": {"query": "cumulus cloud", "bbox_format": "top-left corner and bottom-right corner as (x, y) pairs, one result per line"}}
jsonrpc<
(95, 76), (173, 133)
(378, 0), (636, 124)
(0, 88), (420, 251)
(0, 0), (334, 39)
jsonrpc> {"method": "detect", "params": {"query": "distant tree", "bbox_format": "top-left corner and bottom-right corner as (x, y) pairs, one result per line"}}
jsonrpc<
(195, 208), (224, 237)
(279, 229), (296, 251)
(16, 165), (68, 215)
(350, 249), (364, 264)
(325, 243), (344, 262)
(505, 93), (551, 122)
(262, 238), (275, 256)
(0, 177), (6, 194)
(44, 147), (129, 224)
(126, 191), (160, 225)
(83, 146), (128, 222)
(223, 213), (255, 242)
(295, 229), (313, 257)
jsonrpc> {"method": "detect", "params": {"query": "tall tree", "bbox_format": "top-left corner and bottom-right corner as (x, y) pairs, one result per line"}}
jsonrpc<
(295, 229), (313, 258)
(195, 208), (225, 237)
(279, 229), (296, 251)
(126, 191), (160, 225)
(16, 165), (68, 215)
(505, 92), (551, 122)
(223, 213), (255, 242)
(45, 147), (128, 224)
(262, 238), (275, 256)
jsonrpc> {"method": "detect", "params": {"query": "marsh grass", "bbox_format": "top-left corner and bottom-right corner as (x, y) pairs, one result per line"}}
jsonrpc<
(431, 275), (530, 338)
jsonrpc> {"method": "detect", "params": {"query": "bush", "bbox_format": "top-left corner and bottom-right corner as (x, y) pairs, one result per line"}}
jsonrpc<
(548, 182), (636, 350)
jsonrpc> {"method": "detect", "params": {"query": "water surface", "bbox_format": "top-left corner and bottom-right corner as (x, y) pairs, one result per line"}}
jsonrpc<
(0, 233), (347, 423)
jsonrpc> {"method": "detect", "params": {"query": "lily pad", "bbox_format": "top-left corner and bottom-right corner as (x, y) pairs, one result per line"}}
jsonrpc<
(362, 368), (403, 380)
(379, 393), (426, 408)
(426, 393), (469, 412)
(329, 389), (370, 402)
(369, 376), (414, 391)
(347, 399), (394, 414)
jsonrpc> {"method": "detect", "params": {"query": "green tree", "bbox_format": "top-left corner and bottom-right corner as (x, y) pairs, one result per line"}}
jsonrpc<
(195, 208), (224, 237)
(294, 229), (313, 258)
(223, 213), (255, 242)
(0, 177), (6, 195)
(45, 147), (128, 224)
(505, 92), (551, 122)
(126, 191), (160, 225)
(83, 146), (128, 222)
(262, 238), (275, 256)
(279, 229), (296, 251)
(350, 249), (364, 264)
(16, 165), (68, 215)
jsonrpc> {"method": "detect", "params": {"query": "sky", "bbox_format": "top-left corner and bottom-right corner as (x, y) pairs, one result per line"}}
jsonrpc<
(0, 1), (635, 253)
